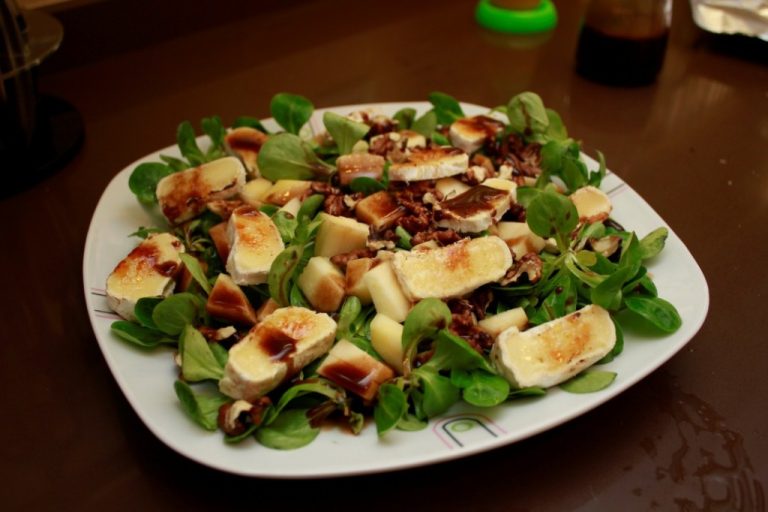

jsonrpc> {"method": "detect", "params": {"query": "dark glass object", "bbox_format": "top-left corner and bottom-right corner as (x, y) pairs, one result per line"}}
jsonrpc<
(575, 0), (671, 86)
(1, 0), (83, 197)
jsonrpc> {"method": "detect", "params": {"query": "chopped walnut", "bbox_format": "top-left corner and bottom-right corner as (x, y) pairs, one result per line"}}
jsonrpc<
(330, 248), (377, 271)
(500, 253), (543, 286)
(217, 397), (272, 436)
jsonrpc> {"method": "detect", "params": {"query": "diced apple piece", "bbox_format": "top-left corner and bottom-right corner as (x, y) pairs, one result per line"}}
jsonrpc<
(256, 298), (280, 322)
(279, 197), (301, 217)
(240, 178), (272, 207)
(264, 179), (312, 206)
(497, 221), (546, 259)
(370, 314), (404, 374)
(477, 308), (528, 338)
(337, 153), (386, 186)
(314, 213), (370, 258)
(297, 257), (346, 313)
(318, 339), (395, 401)
(570, 186), (612, 223)
(206, 274), (258, 325)
(363, 261), (411, 322)
(355, 191), (403, 230)
(435, 177), (470, 200)
(345, 257), (374, 304)
(208, 222), (230, 263)
(176, 256), (208, 293)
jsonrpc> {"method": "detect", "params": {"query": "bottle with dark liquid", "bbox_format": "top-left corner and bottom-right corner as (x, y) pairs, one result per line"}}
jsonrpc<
(575, 0), (671, 86)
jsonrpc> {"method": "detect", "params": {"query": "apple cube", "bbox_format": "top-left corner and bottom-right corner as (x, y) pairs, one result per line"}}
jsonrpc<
(314, 213), (370, 258)
(370, 314), (404, 373)
(206, 273), (258, 325)
(318, 339), (395, 401)
(264, 179), (312, 206)
(363, 261), (411, 322)
(478, 307), (528, 338)
(297, 257), (346, 313)
(345, 257), (374, 304)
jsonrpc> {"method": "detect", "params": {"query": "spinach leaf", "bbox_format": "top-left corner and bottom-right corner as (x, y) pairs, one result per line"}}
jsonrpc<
(257, 133), (335, 181)
(322, 111), (370, 155)
(111, 321), (174, 349)
(177, 121), (205, 166)
(152, 293), (200, 336)
(411, 110), (437, 138)
(544, 108), (568, 142)
(597, 317), (624, 364)
(337, 296), (362, 341)
(179, 325), (225, 382)
(349, 177), (386, 195)
(509, 387), (547, 398)
(411, 366), (460, 418)
(588, 150), (607, 187)
(507, 92), (549, 139)
(270, 93), (314, 135)
(201, 115), (226, 157)
(428, 91), (464, 125)
(560, 370), (616, 393)
(401, 298), (452, 374)
(128, 226), (164, 239)
(133, 297), (163, 329)
(526, 189), (579, 251)
(424, 330), (495, 373)
(233, 115), (269, 133)
(179, 253), (212, 294)
(174, 380), (229, 431)
(128, 163), (173, 204)
(268, 246), (303, 307)
(451, 370), (510, 407)
(393, 107), (417, 129)
(623, 296), (682, 333)
(297, 194), (325, 222)
(159, 154), (189, 172)
(395, 226), (412, 250)
(397, 413), (428, 431)
(272, 211), (299, 243)
(639, 227), (668, 260)
(374, 383), (408, 436)
(265, 379), (343, 424)
(256, 409), (320, 450)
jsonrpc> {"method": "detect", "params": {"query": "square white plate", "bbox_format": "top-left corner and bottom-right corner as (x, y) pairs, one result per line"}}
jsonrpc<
(83, 102), (708, 478)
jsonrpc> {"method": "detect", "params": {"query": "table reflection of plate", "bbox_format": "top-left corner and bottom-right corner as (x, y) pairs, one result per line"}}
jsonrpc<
(82, 102), (708, 478)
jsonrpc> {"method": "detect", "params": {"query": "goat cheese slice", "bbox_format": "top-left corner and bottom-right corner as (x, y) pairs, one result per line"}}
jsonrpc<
(106, 233), (185, 320)
(491, 305), (616, 389)
(448, 115), (505, 154)
(219, 307), (337, 401)
(392, 236), (512, 299)
(156, 156), (246, 225)
(226, 205), (284, 285)
(388, 147), (469, 181)
(435, 185), (512, 233)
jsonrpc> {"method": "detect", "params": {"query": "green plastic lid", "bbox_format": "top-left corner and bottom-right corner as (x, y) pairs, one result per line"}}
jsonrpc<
(475, 0), (558, 34)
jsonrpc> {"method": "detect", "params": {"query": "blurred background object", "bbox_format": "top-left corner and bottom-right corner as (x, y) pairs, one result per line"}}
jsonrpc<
(1, 0), (83, 196)
(575, 0), (672, 86)
(689, 0), (768, 39)
(475, 0), (558, 34)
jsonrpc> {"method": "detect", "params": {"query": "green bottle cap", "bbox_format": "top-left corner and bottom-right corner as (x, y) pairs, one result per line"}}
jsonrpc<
(475, 0), (558, 34)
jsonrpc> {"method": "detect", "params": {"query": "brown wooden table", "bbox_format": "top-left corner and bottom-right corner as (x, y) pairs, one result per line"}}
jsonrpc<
(3, 0), (766, 509)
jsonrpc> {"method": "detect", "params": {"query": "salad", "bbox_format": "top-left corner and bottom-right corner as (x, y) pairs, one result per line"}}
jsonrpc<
(106, 92), (682, 450)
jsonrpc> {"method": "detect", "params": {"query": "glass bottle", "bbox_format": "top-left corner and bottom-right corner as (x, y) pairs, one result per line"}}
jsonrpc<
(575, 0), (672, 86)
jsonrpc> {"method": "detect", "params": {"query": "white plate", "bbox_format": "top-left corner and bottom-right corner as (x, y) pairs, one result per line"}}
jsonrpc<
(83, 102), (709, 478)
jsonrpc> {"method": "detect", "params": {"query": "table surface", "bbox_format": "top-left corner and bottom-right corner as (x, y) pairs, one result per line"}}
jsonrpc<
(2, 0), (767, 509)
